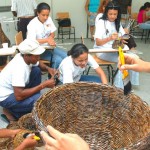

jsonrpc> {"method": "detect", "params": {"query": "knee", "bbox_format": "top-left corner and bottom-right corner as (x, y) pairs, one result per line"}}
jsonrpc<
(54, 47), (67, 58)
(52, 56), (62, 68)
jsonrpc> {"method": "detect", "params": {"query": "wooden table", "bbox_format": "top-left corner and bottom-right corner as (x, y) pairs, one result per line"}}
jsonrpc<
(0, 47), (16, 56)
(89, 45), (129, 53)
(0, 47), (16, 71)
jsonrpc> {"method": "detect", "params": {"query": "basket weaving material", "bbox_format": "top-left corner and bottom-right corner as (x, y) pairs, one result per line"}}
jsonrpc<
(6, 121), (20, 130)
(32, 82), (150, 150)
(17, 113), (44, 147)
(5, 140), (13, 150)
(0, 137), (10, 150)
(13, 130), (33, 150)
(126, 133), (150, 150)
(18, 113), (37, 131)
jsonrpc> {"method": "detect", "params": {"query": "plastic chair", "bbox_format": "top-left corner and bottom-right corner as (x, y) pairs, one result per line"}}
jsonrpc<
(15, 31), (23, 45)
(56, 12), (75, 43)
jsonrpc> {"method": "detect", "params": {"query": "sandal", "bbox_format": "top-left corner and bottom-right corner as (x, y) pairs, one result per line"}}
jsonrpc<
(1, 114), (10, 123)
(1, 114), (17, 124)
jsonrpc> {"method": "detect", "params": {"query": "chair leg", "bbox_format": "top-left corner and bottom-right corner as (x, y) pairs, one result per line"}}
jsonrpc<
(62, 28), (64, 43)
(141, 29), (144, 40)
(107, 65), (111, 83)
(74, 28), (75, 42)
(112, 68), (119, 85)
(69, 29), (70, 39)
(58, 28), (60, 40)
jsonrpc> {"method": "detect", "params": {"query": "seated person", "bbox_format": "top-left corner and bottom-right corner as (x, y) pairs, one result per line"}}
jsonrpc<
(27, 2), (67, 69)
(137, 2), (150, 29)
(94, 1), (139, 88)
(96, 0), (136, 50)
(58, 43), (108, 84)
(0, 39), (56, 121)
(0, 128), (37, 150)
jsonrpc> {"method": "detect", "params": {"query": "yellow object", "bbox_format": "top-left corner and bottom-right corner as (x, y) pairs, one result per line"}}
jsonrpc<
(34, 136), (40, 141)
(118, 46), (129, 79)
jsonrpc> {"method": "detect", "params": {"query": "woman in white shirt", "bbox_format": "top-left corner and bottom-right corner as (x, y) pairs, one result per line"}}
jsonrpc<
(59, 43), (107, 84)
(94, 1), (139, 88)
(27, 2), (67, 69)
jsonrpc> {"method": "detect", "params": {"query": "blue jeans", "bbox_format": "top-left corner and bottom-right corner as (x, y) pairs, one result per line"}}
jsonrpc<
(139, 22), (150, 29)
(40, 47), (67, 69)
(79, 75), (101, 83)
(0, 66), (41, 119)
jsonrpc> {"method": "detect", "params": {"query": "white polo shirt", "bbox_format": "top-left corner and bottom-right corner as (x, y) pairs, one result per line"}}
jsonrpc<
(0, 53), (38, 102)
(27, 17), (57, 46)
(59, 54), (99, 84)
(11, 0), (37, 17)
(94, 19), (125, 49)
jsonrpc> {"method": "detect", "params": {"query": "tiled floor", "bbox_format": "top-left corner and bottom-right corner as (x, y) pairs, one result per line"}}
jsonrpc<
(0, 37), (150, 129)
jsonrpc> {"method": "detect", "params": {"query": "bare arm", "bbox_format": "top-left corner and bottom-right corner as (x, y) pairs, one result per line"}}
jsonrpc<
(13, 62), (56, 101)
(127, 6), (131, 16)
(0, 129), (21, 138)
(14, 136), (37, 150)
(95, 32), (118, 46)
(85, 0), (90, 16)
(37, 32), (56, 46)
(95, 67), (108, 84)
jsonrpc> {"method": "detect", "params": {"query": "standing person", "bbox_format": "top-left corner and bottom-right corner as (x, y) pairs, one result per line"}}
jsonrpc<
(27, 2), (67, 69)
(114, 0), (132, 27)
(137, 2), (150, 29)
(85, 0), (101, 41)
(95, 0), (109, 25)
(94, 0), (139, 88)
(0, 39), (56, 121)
(11, 0), (37, 40)
(58, 43), (107, 84)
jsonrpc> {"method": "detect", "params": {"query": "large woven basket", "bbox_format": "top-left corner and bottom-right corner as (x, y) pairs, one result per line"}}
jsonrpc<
(32, 82), (150, 150)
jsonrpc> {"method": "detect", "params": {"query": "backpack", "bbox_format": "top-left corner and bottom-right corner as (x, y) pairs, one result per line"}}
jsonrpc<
(58, 18), (71, 27)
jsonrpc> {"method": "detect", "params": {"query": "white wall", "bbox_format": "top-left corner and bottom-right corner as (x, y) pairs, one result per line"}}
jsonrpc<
(36, 0), (87, 38)
(132, 0), (150, 13)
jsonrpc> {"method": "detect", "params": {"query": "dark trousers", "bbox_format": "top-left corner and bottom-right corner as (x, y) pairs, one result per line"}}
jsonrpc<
(17, 17), (34, 40)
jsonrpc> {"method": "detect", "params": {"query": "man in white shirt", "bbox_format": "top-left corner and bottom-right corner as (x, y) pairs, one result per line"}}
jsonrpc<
(0, 39), (56, 121)
(11, 0), (37, 39)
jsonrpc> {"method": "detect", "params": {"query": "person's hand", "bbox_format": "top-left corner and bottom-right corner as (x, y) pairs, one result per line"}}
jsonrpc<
(118, 53), (142, 72)
(15, 135), (37, 150)
(124, 28), (129, 34)
(40, 125), (90, 150)
(43, 78), (56, 88)
(47, 36), (56, 46)
(47, 68), (57, 77)
(1, 129), (21, 138)
(111, 32), (118, 40)
(10, 129), (22, 138)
